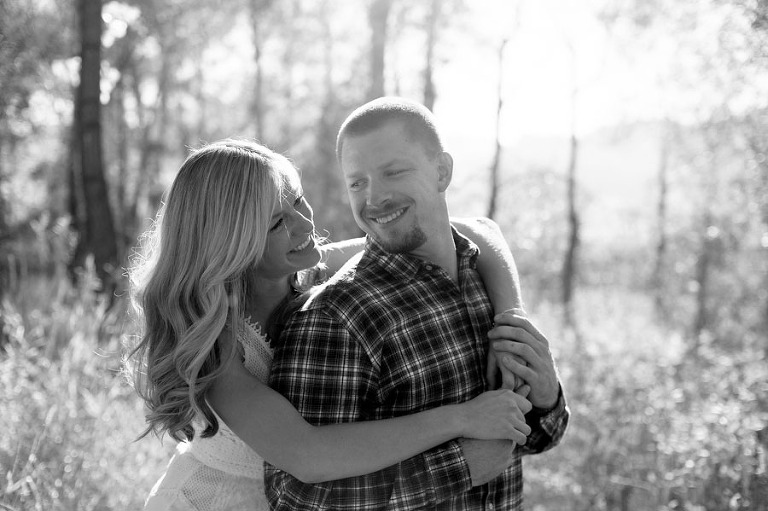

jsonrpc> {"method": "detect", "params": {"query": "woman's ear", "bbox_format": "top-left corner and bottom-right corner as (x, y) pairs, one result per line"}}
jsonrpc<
(437, 152), (453, 193)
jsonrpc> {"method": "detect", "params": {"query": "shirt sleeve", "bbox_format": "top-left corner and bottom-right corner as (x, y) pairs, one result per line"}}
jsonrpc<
(264, 306), (473, 510)
(519, 383), (570, 455)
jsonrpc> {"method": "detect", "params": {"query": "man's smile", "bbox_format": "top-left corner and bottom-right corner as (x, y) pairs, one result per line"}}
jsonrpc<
(369, 207), (407, 225)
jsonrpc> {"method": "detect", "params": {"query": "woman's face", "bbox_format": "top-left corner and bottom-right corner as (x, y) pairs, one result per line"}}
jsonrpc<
(254, 166), (322, 280)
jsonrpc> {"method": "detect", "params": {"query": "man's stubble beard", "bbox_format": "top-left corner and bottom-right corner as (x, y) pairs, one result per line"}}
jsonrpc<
(370, 223), (427, 255)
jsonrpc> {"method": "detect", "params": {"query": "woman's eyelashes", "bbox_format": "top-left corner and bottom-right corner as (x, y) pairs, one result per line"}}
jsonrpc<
(269, 194), (305, 232)
(269, 217), (284, 232)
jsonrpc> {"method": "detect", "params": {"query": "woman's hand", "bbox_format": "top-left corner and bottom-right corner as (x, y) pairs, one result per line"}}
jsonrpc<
(457, 388), (533, 445)
(486, 308), (527, 390)
(487, 349), (527, 390)
(488, 312), (560, 411)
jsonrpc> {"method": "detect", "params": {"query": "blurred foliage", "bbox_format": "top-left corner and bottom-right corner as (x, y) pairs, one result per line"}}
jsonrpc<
(0, 271), (177, 510)
(524, 291), (768, 511)
(1, 0), (767, 509)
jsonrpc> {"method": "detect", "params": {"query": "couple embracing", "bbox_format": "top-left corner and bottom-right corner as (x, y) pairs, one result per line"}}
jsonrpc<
(128, 97), (569, 510)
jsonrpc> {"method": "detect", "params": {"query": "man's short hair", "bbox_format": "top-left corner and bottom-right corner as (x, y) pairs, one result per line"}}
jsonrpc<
(336, 97), (444, 163)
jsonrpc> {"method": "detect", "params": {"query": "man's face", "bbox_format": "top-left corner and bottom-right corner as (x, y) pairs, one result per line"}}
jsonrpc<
(340, 120), (451, 257)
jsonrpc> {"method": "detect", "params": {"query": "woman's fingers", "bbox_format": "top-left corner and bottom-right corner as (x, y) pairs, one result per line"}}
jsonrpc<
(489, 326), (546, 356)
(500, 364), (518, 389)
(493, 313), (550, 350)
(499, 355), (534, 382)
(490, 315), (560, 411)
(491, 339), (539, 364)
(486, 349), (500, 389)
(465, 389), (532, 442)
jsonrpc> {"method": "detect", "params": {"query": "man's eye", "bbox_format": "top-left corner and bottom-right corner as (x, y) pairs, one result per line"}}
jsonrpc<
(294, 194), (305, 207)
(269, 218), (284, 232)
(349, 180), (363, 191)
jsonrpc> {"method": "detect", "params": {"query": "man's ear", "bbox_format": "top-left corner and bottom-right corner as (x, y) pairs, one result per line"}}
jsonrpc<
(437, 151), (453, 192)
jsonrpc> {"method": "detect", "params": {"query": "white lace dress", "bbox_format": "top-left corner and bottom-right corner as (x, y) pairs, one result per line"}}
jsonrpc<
(144, 320), (273, 510)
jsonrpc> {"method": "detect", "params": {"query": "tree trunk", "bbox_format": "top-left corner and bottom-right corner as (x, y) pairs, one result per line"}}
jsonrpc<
(747, 127), (768, 359)
(278, 0), (300, 150)
(113, 74), (130, 254)
(652, 120), (672, 318)
(562, 49), (580, 327)
(691, 125), (726, 350)
(193, 56), (207, 146)
(692, 212), (713, 346)
(71, 0), (119, 290)
(368, 0), (393, 100)
(487, 37), (508, 220)
(0, 135), (7, 331)
(250, 0), (272, 141)
(562, 130), (580, 325)
(0, 136), (7, 242)
(126, 39), (168, 229)
(422, 0), (442, 111)
(307, 0), (363, 241)
(620, 485), (633, 511)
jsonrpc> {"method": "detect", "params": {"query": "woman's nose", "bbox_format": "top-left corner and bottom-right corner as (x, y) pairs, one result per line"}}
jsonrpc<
(286, 208), (314, 233)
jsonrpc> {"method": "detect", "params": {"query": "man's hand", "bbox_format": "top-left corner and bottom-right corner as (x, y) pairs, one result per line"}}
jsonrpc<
(488, 312), (559, 410)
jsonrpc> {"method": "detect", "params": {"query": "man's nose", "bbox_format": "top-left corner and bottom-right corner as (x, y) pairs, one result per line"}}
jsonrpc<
(366, 180), (392, 207)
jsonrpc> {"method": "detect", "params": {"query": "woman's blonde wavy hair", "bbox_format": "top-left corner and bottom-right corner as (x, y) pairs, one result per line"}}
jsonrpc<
(126, 139), (295, 442)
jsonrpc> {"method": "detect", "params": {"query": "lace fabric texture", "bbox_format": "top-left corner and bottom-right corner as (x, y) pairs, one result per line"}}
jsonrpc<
(144, 320), (273, 510)
(240, 317), (272, 383)
(144, 447), (265, 511)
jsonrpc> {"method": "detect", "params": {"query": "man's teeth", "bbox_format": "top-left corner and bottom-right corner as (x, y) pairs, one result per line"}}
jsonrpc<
(294, 237), (312, 251)
(373, 208), (405, 224)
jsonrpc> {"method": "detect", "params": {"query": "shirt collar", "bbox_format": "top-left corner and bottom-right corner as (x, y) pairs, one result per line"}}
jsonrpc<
(358, 225), (480, 281)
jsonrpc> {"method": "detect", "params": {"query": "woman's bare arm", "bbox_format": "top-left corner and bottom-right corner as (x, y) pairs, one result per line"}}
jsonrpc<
(319, 237), (365, 275)
(320, 221), (523, 314)
(452, 217), (525, 389)
(208, 351), (530, 484)
(452, 217), (524, 313)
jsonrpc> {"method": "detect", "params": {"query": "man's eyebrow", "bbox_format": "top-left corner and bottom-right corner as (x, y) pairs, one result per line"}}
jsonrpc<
(380, 159), (411, 170)
(344, 158), (413, 180)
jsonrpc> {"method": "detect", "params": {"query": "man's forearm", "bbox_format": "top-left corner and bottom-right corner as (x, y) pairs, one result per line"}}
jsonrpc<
(458, 438), (516, 486)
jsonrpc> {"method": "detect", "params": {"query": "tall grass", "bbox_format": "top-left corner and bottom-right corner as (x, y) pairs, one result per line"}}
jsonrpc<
(0, 274), (177, 510)
(2, 274), (766, 510)
(523, 289), (768, 511)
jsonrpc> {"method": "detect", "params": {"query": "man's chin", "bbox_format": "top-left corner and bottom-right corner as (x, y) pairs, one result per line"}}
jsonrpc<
(370, 227), (427, 255)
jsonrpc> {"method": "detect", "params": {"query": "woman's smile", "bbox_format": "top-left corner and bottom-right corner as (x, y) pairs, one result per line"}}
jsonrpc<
(291, 235), (315, 253)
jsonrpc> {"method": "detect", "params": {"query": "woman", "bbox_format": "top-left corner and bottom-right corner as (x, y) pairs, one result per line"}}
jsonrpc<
(127, 139), (528, 510)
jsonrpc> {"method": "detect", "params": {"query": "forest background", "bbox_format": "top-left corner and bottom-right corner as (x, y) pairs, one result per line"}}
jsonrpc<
(1, 0), (767, 510)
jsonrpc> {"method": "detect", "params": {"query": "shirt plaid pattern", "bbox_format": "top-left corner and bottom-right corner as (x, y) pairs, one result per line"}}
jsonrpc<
(265, 229), (569, 510)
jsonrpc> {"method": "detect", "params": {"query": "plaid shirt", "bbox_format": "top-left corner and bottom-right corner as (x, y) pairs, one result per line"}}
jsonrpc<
(265, 230), (569, 510)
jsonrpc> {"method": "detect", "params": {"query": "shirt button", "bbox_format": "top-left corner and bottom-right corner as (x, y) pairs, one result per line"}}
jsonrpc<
(425, 265), (433, 271)
(487, 504), (494, 511)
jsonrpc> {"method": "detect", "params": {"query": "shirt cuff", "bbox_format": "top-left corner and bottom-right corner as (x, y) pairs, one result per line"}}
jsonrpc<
(528, 384), (567, 437)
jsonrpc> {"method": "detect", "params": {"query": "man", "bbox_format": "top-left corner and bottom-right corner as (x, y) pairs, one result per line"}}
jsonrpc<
(266, 97), (569, 510)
